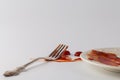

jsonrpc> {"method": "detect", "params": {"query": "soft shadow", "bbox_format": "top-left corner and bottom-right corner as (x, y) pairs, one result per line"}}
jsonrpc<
(88, 65), (120, 78)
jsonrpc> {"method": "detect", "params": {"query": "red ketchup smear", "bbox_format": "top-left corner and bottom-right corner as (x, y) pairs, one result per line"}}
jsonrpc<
(55, 50), (82, 62)
(74, 51), (82, 57)
(87, 50), (120, 66)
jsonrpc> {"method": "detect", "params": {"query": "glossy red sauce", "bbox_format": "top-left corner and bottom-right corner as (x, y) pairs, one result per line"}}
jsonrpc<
(87, 50), (120, 66)
(74, 51), (82, 57)
(55, 50), (82, 62)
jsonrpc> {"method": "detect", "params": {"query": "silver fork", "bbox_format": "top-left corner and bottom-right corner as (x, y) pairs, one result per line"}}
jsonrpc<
(3, 44), (68, 77)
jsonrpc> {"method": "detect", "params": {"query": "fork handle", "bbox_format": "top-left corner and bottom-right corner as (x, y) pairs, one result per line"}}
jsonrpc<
(3, 57), (45, 77)
(23, 57), (45, 67)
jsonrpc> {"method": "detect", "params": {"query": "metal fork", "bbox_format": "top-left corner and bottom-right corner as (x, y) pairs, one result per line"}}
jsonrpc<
(3, 44), (68, 77)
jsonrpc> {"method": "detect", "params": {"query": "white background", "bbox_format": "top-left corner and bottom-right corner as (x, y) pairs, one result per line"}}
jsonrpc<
(0, 0), (120, 80)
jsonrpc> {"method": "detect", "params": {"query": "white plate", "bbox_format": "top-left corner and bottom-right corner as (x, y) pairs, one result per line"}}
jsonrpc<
(80, 48), (120, 72)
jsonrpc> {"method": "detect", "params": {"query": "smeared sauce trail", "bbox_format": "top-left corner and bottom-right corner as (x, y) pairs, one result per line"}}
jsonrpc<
(54, 50), (82, 62)
(87, 50), (120, 66)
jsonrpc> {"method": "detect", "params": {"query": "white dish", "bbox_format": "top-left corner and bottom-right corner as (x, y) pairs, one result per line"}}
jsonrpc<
(80, 48), (120, 72)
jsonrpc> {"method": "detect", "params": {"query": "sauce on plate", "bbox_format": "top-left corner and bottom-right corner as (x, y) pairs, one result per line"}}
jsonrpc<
(87, 50), (120, 66)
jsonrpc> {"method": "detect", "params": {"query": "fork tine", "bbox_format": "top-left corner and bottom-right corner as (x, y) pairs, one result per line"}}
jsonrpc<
(49, 44), (63, 57)
(53, 45), (65, 58)
(54, 45), (68, 58)
(48, 44), (62, 57)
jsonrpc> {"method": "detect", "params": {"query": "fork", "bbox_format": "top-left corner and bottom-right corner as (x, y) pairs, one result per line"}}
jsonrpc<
(3, 44), (68, 77)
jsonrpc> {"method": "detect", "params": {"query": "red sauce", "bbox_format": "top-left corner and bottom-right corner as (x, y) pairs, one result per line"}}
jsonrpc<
(55, 50), (82, 62)
(74, 51), (82, 57)
(87, 50), (120, 66)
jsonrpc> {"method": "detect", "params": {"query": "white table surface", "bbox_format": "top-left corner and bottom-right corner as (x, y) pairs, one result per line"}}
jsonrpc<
(0, 0), (120, 80)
